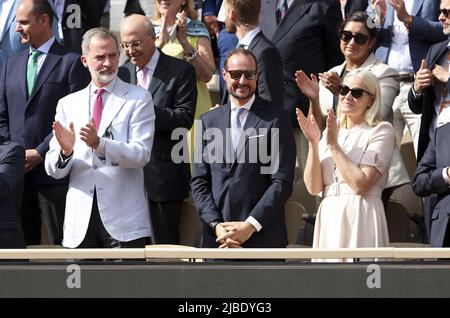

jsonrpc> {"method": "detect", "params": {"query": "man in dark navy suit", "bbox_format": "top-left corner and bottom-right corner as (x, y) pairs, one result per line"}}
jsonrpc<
(0, 136), (26, 249)
(191, 48), (295, 248)
(413, 123), (450, 247)
(0, 0), (90, 245)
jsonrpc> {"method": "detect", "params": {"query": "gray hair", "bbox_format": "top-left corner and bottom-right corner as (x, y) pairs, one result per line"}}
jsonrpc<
(120, 14), (155, 36)
(81, 27), (120, 56)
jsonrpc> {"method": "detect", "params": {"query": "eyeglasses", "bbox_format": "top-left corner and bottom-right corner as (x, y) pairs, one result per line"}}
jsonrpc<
(439, 8), (450, 18)
(339, 30), (370, 45)
(224, 69), (257, 80)
(338, 84), (373, 98)
(120, 40), (143, 50)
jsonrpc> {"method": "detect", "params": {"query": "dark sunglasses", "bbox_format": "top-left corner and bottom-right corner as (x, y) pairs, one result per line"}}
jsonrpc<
(440, 8), (450, 18)
(225, 69), (257, 80)
(338, 84), (373, 99)
(339, 30), (370, 45)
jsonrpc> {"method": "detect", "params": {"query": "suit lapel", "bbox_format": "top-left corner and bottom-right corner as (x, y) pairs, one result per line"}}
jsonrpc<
(28, 42), (62, 103)
(125, 61), (137, 85)
(149, 53), (168, 95)
(217, 103), (233, 166)
(272, 0), (310, 44)
(98, 79), (127, 137)
(248, 32), (262, 51)
(18, 50), (29, 100)
(0, 1), (18, 42)
(431, 42), (449, 98)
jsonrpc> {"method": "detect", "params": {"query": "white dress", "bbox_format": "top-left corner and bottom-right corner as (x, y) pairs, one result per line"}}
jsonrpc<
(312, 122), (395, 262)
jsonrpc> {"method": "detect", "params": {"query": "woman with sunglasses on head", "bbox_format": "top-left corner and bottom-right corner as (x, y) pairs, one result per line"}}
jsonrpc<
(153, 0), (215, 159)
(296, 70), (395, 262)
(298, 11), (409, 210)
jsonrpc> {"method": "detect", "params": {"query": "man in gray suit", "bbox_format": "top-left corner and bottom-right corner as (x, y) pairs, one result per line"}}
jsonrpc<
(118, 14), (197, 245)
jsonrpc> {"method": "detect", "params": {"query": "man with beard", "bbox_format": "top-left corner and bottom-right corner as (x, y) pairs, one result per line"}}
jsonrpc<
(0, 0), (90, 246)
(220, 0), (283, 106)
(45, 27), (155, 248)
(191, 48), (295, 248)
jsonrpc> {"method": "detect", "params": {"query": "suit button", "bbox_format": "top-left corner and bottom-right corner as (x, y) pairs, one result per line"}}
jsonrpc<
(93, 165), (98, 169)
(284, 81), (288, 86)
(90, 189), (94, 194)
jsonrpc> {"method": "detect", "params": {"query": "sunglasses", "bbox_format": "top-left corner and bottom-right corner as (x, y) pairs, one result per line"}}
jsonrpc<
(339, 30), (370, 45)
(440, 8), (450, 18)
(225, 69), (257, 80)
(338, 84), (373, 99)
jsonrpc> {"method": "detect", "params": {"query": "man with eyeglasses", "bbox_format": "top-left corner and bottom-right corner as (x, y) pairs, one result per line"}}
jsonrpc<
(118, 14), (197, 245)
(191, 48), (295, 248)
(369, 0), (446, 158)
(409, 0), (450, 246)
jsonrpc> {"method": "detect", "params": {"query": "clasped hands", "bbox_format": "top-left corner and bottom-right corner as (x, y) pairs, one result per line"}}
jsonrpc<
(53, 119), (100, 156)
(215, 221), (256, 248)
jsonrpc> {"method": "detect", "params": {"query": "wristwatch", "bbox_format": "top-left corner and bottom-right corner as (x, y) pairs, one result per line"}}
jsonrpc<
(208, 221), (220, 234)
(183, 48), (198, 62)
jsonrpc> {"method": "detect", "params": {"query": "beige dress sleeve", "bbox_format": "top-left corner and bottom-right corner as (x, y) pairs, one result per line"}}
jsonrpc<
(359, 122), (395, 174)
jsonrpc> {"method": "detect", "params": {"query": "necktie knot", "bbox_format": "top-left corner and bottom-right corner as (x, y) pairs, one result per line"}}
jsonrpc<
(31, 50), (42, 61)
(96, 88), (106, 97)
(276, 0), (288, 24)
(235, 107), (246, 128)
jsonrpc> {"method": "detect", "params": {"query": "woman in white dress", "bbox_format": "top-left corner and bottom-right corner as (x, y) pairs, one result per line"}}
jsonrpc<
(296, 70), (395, 262)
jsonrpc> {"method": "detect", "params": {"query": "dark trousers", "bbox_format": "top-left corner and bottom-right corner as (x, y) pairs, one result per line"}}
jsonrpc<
(0, 228), (26, 249)
(79, 192), (146, 248)
(21, 177), (67, 245)
(148, 199), (183, 244)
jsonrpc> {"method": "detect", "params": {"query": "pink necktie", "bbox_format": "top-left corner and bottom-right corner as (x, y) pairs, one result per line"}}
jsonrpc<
(92, 89), (105, 131)
(137, 67), (149, 89)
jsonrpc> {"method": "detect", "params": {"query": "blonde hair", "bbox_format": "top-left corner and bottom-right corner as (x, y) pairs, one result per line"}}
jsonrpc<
(154, 0), (198, 20)
(337, 69), (381, 128)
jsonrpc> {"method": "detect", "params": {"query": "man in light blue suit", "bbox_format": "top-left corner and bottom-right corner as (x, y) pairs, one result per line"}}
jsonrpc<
(0, 0), (24, 60)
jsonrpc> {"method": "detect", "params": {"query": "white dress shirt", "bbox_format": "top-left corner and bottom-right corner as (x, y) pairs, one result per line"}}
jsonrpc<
(229, 95), (263, 232)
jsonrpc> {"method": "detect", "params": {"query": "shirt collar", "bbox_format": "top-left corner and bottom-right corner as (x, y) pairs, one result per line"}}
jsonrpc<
(90, 76), (117, 95)
(230, 95), (255, 112)
(239, 27), (261, 48)
(29, 36), (55, 55)
(136, 49), (160, 74)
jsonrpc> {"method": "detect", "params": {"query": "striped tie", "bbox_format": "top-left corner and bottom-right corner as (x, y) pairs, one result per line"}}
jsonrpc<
(276, 0), (288, 25)
(232, 107), (245, 151)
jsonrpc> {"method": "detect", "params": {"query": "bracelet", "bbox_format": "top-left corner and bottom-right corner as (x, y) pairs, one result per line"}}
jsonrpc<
(183, 49), (198, 62)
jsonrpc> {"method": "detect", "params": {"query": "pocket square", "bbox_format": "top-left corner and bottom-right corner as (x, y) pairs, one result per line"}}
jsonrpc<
(248, 134), (265, 139)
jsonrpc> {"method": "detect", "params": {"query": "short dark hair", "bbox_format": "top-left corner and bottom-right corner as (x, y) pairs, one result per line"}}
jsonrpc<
(31, 0), (54, 25)
(224, 48), (258, 72)
(227, 0), (261, 26)
(340, 11), (377, 39)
